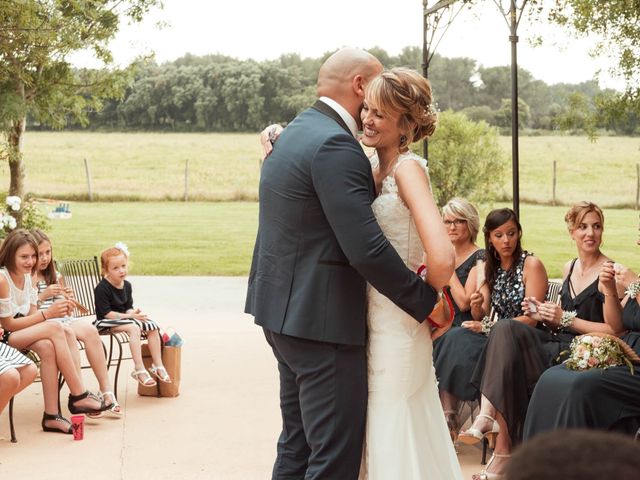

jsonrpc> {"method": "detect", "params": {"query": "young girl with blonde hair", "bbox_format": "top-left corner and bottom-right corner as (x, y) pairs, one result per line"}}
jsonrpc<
(93, 244), (170, 387)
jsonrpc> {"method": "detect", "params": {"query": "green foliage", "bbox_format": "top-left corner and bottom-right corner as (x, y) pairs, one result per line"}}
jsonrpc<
(531, 0), (640, 132)
(494, 98), (531, 129)
(415, 111), (507, 206)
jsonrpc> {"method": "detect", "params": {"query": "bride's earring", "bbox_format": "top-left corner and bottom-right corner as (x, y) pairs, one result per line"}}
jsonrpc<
(399, 135), (407, 147)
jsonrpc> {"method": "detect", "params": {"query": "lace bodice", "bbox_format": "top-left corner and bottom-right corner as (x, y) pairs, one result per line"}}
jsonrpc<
(370, 151), (429, 273)
(0, 268), (37, 318)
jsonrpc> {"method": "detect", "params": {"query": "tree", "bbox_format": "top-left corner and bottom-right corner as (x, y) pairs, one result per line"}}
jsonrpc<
(0, 0), (160, 213)
(416, 111), (507, 206)
(533, 0), (640, 126)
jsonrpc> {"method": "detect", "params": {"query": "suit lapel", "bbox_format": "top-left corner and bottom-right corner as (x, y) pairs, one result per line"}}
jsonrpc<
(312, 100), (352, 137)
(311, 100), (376, 200)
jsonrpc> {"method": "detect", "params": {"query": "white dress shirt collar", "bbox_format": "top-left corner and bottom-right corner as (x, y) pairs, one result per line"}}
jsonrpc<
(318, 96), (358, 138)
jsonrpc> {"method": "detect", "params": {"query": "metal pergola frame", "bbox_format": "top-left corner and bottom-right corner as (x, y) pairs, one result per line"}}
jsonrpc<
(423, 0), (529, 218)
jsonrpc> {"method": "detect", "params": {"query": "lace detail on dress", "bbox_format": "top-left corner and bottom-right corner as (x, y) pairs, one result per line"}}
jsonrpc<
(490, 251), (530, 320)
(0, 268), (36, 317)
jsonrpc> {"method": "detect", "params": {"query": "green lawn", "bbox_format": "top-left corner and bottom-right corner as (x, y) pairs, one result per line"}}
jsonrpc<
(46, 201), (638, 278)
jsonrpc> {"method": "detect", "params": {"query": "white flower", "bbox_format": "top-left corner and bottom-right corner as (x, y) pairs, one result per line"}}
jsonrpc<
(115, 242), (130, 257)
(6, 216), (16, 229)
(581, 336), (593, 345)
(5, 196), (21, 211)
(578, 360), (588, 369)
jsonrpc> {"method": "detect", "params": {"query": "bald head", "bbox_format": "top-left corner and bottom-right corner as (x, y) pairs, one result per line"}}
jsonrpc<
(316, 48), (383, 123)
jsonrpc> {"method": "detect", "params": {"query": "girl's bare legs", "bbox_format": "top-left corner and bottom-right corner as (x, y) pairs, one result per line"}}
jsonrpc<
(71, 321), (112, 393)
(9, 322), (102, 413)
(63, 324), (82, 371)
(110, 323), (144, 370)
(0, 364), (37, 413)
(147, 330), (163, 367)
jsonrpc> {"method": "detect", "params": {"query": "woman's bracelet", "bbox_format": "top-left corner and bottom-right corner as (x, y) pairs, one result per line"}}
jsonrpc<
(481, 315), (495, 335)
(41, 311), (46, 321)
(559, 310), (577, 329)
(625, 280), (640, 299)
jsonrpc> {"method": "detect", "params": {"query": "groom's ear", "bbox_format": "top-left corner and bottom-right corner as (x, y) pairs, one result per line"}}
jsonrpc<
(352, 74), (366, 98)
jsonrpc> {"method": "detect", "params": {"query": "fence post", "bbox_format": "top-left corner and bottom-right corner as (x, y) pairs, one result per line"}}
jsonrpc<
(552, 160), (557, 206)
(83, 158), (93, 202)
(184, 158), (189, 202)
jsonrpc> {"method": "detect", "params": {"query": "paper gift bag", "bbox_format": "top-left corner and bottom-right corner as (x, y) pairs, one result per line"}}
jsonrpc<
(138, 343), (181, 397)
(159, 346), (181, 397)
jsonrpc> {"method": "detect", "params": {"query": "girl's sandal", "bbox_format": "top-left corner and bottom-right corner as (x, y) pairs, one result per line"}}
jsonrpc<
(101, 391), (123, 418)
(131, 369), (157, 387)
(149, 364), (172, 383)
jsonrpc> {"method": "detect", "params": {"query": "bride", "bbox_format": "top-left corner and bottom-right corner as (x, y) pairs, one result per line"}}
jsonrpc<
(356, 68), (462, 479)
(261, 67), (462, 479)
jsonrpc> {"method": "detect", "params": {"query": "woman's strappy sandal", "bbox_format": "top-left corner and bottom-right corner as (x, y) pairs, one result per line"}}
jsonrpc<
(68, 390), (108, 415)
(472, 453), (511, 480)
(149, 364), (172, 383)
(131, 369), (157, 387)
(458, 413), (500, 448)
(88, 391), (123, 418)
(41, 412), (72, 434)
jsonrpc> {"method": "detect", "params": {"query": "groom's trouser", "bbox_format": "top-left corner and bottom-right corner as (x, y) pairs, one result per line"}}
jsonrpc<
(264, 328), (367, 480)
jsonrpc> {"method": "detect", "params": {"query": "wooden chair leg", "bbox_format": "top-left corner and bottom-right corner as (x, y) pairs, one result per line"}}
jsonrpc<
(9, 396), (17, 443)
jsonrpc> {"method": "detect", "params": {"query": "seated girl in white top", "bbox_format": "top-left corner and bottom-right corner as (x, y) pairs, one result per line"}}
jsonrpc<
(0, 229), (108, 434)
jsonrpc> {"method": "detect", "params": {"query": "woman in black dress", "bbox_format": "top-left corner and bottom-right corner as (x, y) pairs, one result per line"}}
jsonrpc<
(523, 221), (640, 440)
(433, 198), (485, 441)
(465, 202), (615, 480)
(435, 208), (548, 456)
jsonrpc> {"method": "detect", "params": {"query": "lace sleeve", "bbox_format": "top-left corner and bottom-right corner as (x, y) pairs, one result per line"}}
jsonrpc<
(0, 297), (13, 318)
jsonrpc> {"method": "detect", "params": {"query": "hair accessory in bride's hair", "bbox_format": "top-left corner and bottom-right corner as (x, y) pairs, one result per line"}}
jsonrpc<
(115, 242), (130, 257)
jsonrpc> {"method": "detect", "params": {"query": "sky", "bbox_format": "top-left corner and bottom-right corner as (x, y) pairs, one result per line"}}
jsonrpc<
(71, 0), (622, 90)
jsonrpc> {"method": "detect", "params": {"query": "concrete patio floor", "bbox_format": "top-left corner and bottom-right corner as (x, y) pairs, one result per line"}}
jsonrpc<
(0, 277), (486, 479)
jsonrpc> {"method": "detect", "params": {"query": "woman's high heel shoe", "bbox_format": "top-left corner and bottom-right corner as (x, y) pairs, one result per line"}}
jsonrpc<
(458, 414), (500, 448)
(443, 410), (460, 443)
(472, 453), (511, 480)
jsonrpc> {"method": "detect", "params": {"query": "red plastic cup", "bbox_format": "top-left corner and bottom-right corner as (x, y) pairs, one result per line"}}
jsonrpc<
(71, 415), (84, 440)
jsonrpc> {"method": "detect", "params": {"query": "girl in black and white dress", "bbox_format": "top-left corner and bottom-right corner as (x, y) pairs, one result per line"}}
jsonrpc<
(93, 245), (170, 387)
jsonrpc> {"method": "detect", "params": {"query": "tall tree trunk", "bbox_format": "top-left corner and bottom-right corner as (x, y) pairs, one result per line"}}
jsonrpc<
(7, 115), (26, 225)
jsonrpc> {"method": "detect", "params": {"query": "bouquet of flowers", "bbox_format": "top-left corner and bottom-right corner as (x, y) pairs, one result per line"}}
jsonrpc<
(563, 332), (640, 374)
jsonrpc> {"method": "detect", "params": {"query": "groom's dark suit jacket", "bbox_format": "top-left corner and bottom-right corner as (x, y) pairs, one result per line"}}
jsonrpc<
(245, 100), (437, 346)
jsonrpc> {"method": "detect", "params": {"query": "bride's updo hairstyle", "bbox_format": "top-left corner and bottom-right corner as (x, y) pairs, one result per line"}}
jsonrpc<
(365, 67), (437, 152)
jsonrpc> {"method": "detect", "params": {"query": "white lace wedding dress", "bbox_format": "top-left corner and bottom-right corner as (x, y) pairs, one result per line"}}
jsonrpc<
(359, 152), (462, 480)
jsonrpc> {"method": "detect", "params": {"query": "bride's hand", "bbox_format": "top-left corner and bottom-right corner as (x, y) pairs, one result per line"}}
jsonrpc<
(260, 124), (283, 161)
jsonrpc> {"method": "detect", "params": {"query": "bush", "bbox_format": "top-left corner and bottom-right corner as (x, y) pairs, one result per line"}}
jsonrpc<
(0, 194), (50, 240)
(415, 110), (507, 206)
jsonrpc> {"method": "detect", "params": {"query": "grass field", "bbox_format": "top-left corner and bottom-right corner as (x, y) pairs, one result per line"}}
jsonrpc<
(46, 201), (638, 278)
(12, 131), (640, 208)
(17, 131), (263, 201)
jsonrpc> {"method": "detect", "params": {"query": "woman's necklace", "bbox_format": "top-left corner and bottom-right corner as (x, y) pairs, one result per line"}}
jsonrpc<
(578, 253), (604, 278)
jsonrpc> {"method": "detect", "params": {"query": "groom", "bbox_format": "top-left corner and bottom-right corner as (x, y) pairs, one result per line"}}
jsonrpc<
(245, 47), (438, 479)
